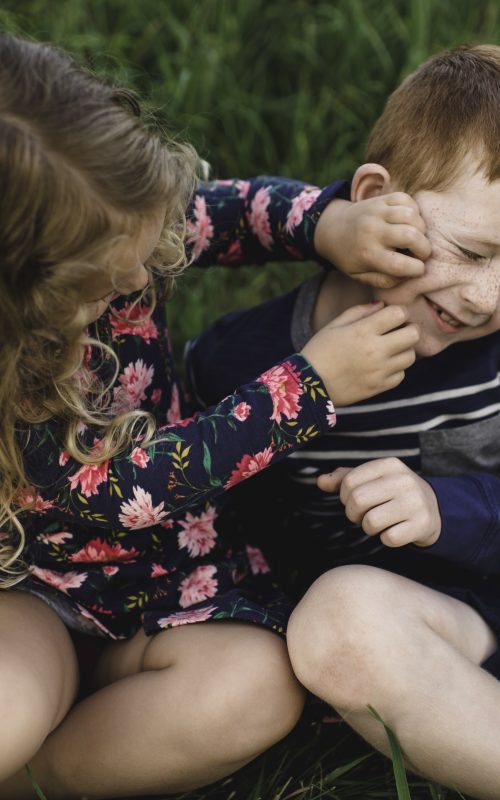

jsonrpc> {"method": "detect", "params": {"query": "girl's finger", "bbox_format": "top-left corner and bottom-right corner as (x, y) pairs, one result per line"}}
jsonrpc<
(384, 203), (427, 233)
(383, 224), (432, 261)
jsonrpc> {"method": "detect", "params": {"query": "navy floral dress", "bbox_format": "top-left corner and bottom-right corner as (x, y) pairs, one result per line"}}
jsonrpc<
(18, 177), (338, 640)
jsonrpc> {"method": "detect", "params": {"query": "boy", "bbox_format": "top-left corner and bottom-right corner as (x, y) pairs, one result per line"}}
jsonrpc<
(186, 45), (500, 798)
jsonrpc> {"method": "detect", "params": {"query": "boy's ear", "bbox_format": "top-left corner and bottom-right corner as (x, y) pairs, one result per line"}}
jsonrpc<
(351, 163), (393, 202)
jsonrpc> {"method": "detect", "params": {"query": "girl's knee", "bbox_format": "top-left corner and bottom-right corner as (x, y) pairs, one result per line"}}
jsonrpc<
(202, 629), (305, 760)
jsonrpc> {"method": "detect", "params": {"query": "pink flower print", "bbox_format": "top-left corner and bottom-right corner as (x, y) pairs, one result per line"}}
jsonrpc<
(118, 485), (169, 529)
(69, 537), (139, 563)
(217, 239), (243, 265)
(247, 187), (273, 250)
(111, 359), (155, 414)
(167, 383), (181, 424)
(326, 399), (337, 427)
(258, 361), (303, 423)
(14, 487), (56, 512)
(102, 565), (119, 577)
(109, 302), (159, 343)
(158, 605), (218, 627)
(151, 562), (169, 578)
(130, 447), (150, 468)
(246, 544), (271, 575)
(177, 506), (218, 557)
(212, 179), (249, 197)
(224, 447), (274, 489)
(151, 388), (162, 405)
(68, 457), (109, 498)
(160, 518), (174, 529)
(187, 195), (214, 260)
(30, 566), (88, 594)
(236, 180), (251, 198)
(178, 565), (218, 608)
(233, 402), (251, 422)
(37, 531), (73, 545)
(59, 450), (70, 467)
(285, 188), (321, 233)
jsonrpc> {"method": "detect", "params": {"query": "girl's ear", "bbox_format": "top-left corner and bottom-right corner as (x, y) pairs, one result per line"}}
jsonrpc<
(351, 163), (393, 202)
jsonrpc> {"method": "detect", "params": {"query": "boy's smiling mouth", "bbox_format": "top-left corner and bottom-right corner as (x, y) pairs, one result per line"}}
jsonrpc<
(425, 297), (466, 331)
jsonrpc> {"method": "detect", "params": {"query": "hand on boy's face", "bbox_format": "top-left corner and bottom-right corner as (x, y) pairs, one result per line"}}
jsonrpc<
(314, 192), (431, 289)
(372, 169), (500, 357)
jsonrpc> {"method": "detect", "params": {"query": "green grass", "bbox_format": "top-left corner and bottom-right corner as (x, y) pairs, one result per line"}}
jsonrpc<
(4, 2), (490, 797)
(3, 0), (500, 355)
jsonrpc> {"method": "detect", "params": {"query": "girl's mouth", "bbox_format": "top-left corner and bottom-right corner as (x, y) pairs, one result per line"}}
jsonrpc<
(425, 298), (466, 333)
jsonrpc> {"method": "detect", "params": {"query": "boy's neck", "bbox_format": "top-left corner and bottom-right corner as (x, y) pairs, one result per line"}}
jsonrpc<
(311, 270), (374, 334)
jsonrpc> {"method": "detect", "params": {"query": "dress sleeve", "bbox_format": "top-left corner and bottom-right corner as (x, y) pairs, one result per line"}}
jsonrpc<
(418, 473), (500, 575)
(187, 177), (350, 267)
(22, 354), (335, 528)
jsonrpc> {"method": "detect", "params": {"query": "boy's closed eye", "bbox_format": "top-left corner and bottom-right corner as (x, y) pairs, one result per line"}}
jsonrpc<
(456, 245), (489, 262)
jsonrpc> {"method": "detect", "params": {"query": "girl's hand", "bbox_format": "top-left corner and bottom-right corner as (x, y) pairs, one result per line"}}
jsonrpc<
(317, 458), (441, 548)
(301, 302), (419, 406)
(314, 193), (432, 289)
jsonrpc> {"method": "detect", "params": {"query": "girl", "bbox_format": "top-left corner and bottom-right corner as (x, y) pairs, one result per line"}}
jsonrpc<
(0, 33), (425, 799)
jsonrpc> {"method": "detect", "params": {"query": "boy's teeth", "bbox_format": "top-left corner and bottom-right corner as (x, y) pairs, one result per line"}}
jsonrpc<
(437, 308), (461, 326)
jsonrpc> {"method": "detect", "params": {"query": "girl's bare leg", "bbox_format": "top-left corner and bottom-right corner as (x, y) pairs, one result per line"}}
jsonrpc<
(1, 620), (305, 800)
(287, 565), (500, 800)
(0, 592), (79, 782)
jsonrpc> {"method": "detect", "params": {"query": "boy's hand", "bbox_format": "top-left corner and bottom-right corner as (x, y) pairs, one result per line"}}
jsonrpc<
(314, 194), (432, 289)
(317, 458), (441, 548)
(301, 302), (419, 406)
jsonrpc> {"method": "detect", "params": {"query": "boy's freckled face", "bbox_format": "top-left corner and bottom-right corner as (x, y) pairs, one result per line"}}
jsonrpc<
(375, 170), (500, 356)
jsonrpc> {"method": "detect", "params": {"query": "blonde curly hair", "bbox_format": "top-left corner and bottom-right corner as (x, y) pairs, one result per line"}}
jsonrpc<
(0, 33), (199, 586)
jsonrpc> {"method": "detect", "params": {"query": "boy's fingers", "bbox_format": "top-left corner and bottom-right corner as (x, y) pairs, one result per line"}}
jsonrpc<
(317, 467), (351, 492)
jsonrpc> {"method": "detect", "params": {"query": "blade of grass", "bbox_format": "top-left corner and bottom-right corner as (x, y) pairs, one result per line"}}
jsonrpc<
(25, 764), (49, 800)
(367, 706), (411, 800)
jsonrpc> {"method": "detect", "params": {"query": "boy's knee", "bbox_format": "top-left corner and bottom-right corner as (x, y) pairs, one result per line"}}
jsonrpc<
(287, 565), (402, 710)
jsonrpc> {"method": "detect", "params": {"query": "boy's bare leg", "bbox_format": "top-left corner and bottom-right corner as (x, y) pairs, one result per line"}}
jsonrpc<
(287, 564), (500, 800)
(1, 619), (305, 800)
(0, 592), (79, 781)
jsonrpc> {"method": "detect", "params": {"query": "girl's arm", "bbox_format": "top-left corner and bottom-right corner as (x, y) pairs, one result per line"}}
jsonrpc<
(22, 353), (334, 527)
(189, 178), (430, 287)
(188, 176), (343, 268)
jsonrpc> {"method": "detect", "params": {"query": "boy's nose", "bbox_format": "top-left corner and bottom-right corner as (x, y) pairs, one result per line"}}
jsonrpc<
(460, 273), (500, 319)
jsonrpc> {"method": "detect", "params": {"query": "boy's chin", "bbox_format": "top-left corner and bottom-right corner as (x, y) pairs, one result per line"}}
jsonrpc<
(415, 337), (450, 358)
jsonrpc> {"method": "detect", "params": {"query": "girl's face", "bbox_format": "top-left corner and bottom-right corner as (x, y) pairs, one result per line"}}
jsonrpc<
(374, 169), (500, 356)
(85, 207), (166, 324)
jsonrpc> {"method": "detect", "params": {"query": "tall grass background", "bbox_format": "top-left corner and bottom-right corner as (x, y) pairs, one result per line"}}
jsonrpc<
(2, 1), (496, 797)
